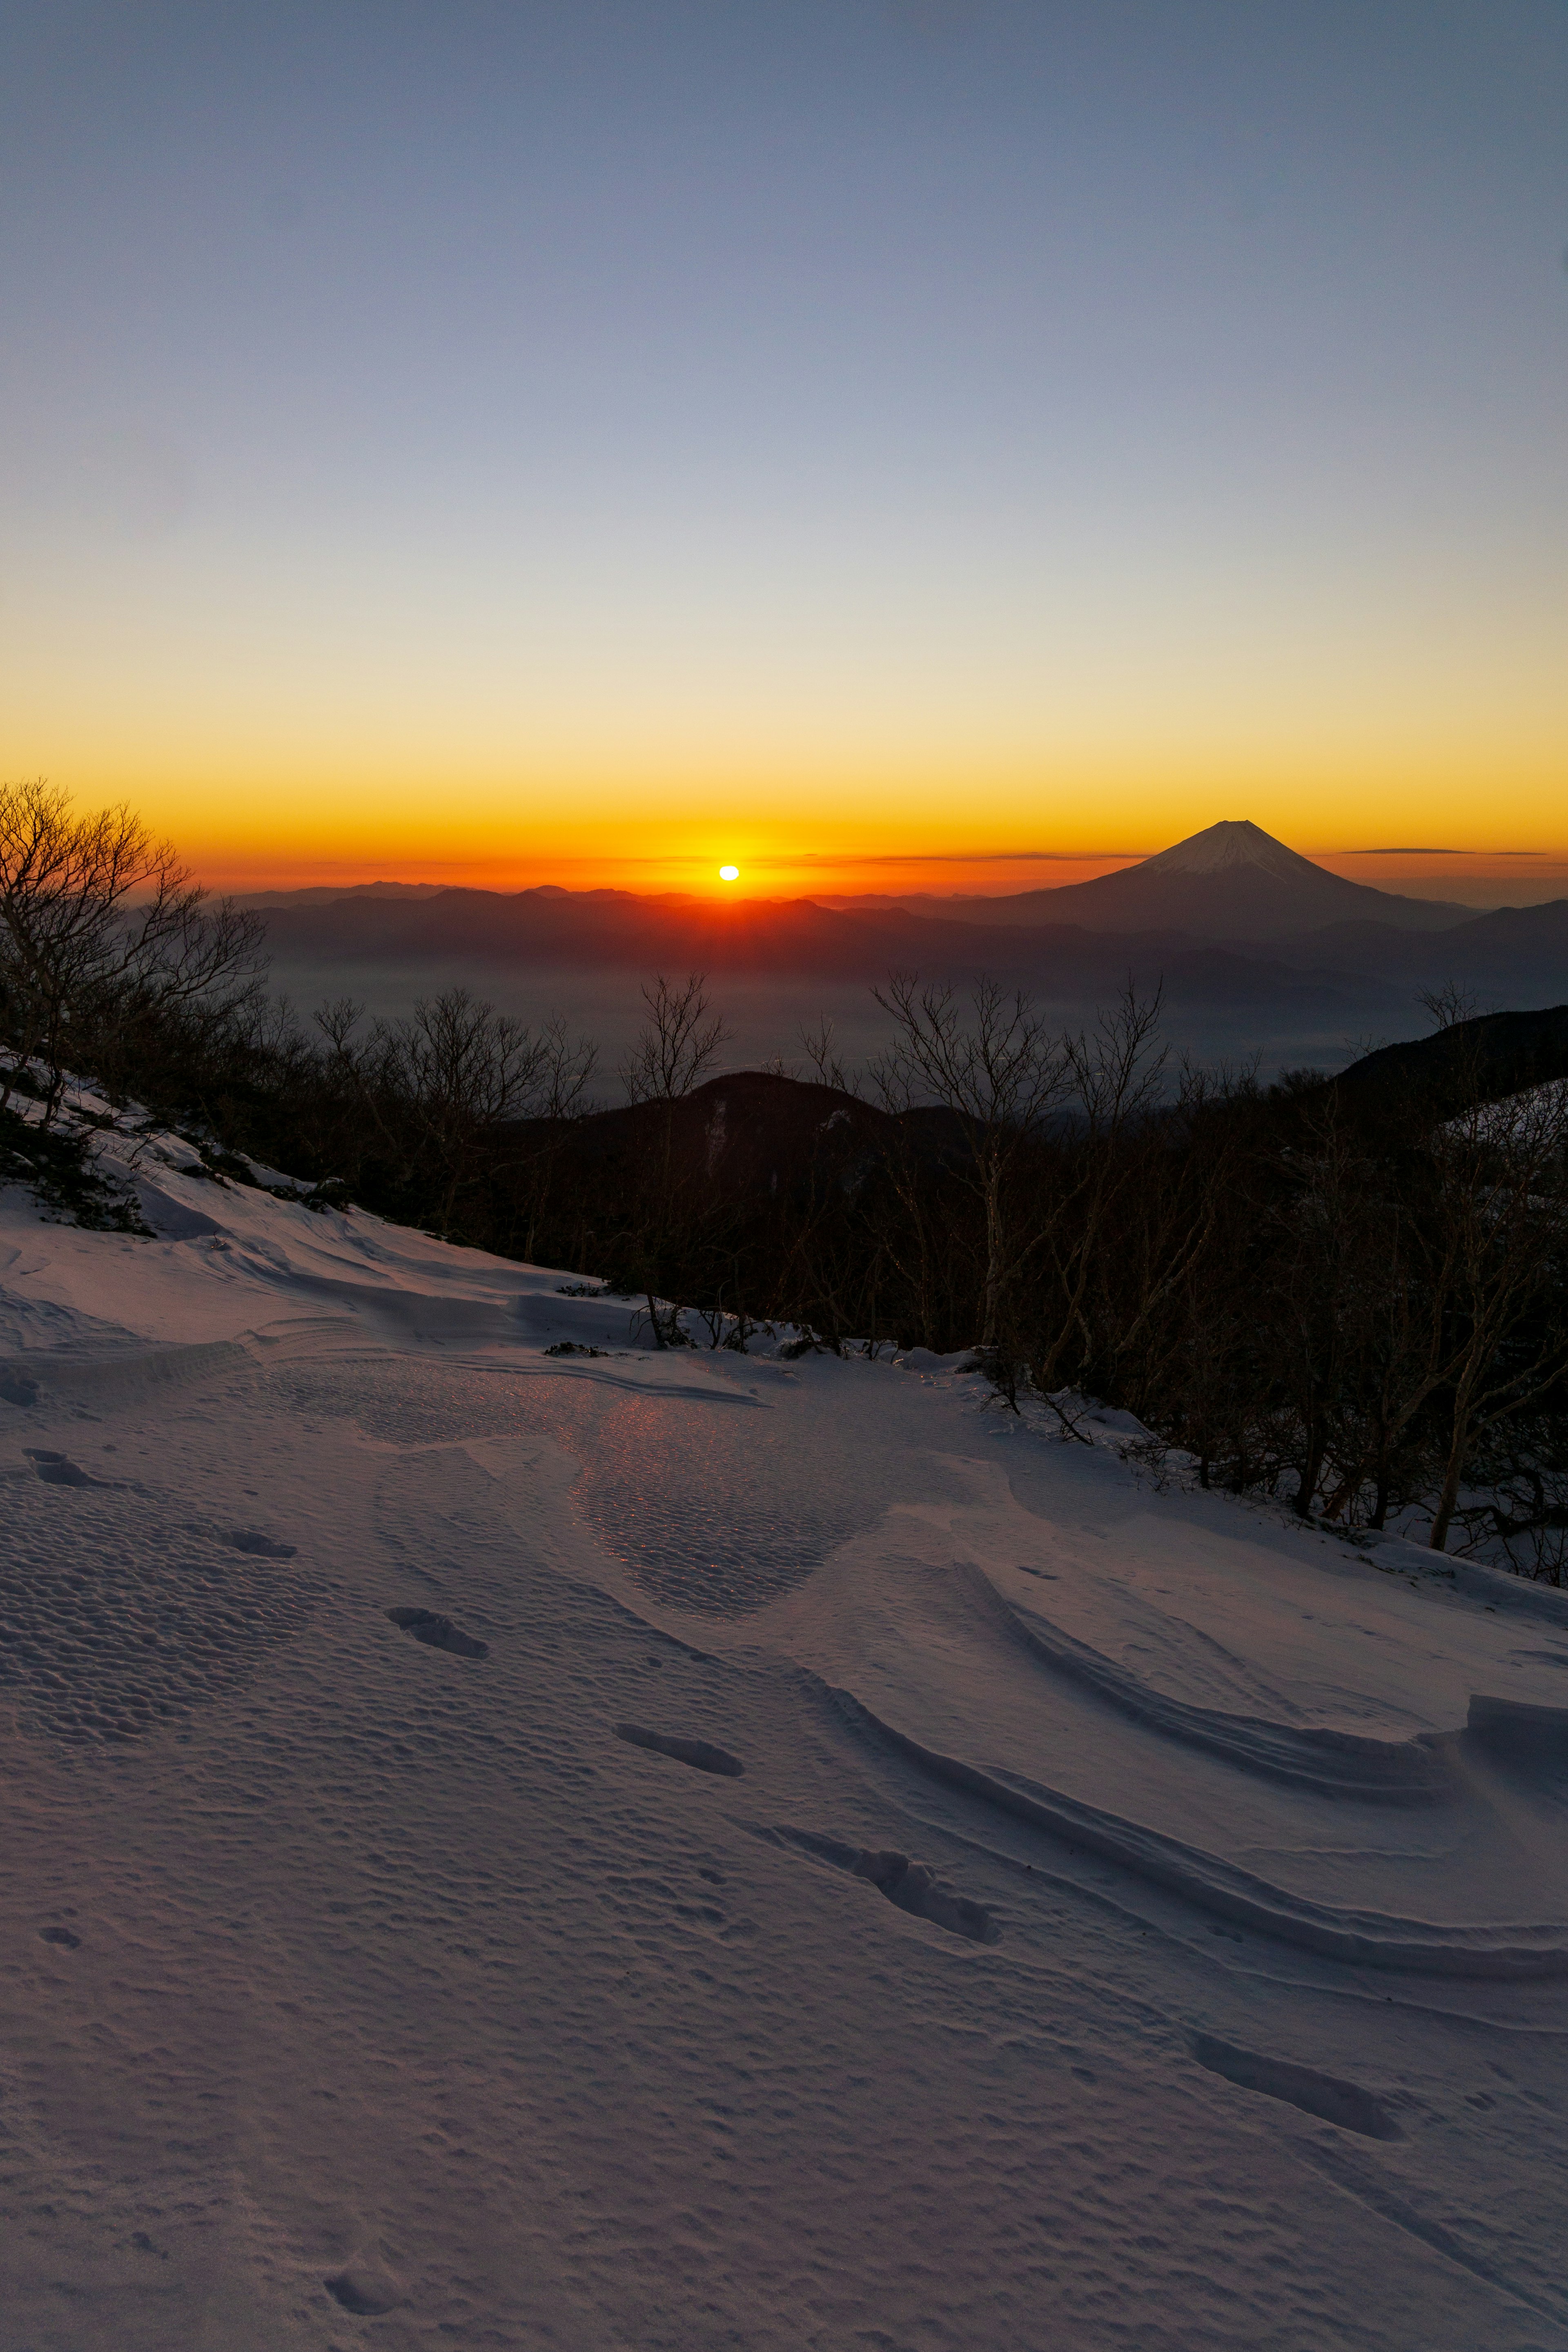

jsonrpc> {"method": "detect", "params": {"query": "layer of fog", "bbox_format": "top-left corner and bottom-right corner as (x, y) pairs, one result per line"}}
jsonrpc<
(267, 958), (1410, 1100)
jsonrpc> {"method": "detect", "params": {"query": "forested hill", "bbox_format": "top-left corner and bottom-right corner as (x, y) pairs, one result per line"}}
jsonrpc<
(1326, 1005), (1568, 1121)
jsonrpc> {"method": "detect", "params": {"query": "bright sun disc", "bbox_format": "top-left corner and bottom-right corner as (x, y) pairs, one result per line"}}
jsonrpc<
(719, 864), (740, 881)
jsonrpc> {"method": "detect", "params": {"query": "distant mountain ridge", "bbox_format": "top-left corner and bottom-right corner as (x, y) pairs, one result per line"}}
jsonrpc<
(235, 822), (1472, 943)
(241, 822), (1568, 1023)
(234, 880), (451, 908)
(251, 881), (1397, 1023)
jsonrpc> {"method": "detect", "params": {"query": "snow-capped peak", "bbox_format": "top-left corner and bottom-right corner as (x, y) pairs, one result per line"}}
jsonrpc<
(1134, 819), (1325, 881)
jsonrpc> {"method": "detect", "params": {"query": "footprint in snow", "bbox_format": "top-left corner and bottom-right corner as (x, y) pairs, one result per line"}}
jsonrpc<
(224, 1529), (297, 1558)
(39, 1926), (81, 1949)
(1191, 2033), (1401, 2140)
(615, 1723), (744, 1777)
(325, 2269), (402, 2315)
(24, 1450), (112, 1488)
(770, 1826), (1000, 1944)
(847, 1845), (999, 1944)
(386, 1606), (488, 1660)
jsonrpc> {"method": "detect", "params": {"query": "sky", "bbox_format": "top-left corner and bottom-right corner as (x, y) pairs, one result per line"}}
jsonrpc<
(2, 1), (1565, 898)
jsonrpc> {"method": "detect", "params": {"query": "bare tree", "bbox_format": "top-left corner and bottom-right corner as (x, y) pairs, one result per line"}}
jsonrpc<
(621, 973), (732, 1103)
(1257, 1069), (1568, 1549)
(612, 974), (733, 1344)
(1030, 988), (1189, 1402)
(402, 988), (559, 1122)
(0, 778), (265, 1116)
(1421, 1080), (1568, 1549)
(798, 1015), (862, 1096)
(1418, 981), (1481, 1031)
(1263, 1091), (1378, 1518)
(316, 987), (597, 1237)
(869, 973), (1071, 1350)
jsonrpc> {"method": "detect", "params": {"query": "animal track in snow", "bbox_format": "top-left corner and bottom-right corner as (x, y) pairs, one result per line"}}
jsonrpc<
(38, 1925), (80, 1949)
(223, 1528), (296, 1558)
(615, 1722), (744, 1776)
(772, 1826), (1000, 1944)
(386, 1606), (488, 1659)
(1191, 2033), (1401, 2140)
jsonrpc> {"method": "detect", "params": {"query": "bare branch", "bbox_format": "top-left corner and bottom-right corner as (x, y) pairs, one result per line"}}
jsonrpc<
(621, 973), (733, 1102)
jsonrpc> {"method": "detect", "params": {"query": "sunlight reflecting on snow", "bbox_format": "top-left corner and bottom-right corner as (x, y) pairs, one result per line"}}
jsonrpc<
(267, 1358), (968, 1611)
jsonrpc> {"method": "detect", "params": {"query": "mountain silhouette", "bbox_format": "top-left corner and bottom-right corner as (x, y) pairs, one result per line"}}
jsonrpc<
(826, 822), (1468, 941)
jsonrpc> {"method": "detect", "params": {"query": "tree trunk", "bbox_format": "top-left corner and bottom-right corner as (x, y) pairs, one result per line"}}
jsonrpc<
(1429, 1361), (1482, 1552)
(1293, 1413), (1326, 1518)
(981, 1157), (1005, 1350)
(1371, 1452), (1390, 1530)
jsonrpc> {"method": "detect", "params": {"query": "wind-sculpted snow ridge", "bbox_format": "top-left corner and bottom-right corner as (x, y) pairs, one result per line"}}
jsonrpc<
(959, 1560), (1452, 1804)
(7, 1106), (1568, 2348)
(1466, 1690), (1568, 1756)
(824, 1684), (1568, 1979)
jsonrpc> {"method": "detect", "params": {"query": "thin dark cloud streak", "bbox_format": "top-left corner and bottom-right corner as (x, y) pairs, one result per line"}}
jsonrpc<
(1339, 849), (1547, 858)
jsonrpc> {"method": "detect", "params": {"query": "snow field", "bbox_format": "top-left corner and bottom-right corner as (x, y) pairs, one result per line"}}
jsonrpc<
(2, 1127), (1568, 2347)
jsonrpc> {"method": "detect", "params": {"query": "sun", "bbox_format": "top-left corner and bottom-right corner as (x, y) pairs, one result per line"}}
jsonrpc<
(718, 864), (740, 882)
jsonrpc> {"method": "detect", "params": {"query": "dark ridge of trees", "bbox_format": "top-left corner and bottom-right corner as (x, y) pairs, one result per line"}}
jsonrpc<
(4, 784), (1567, 1580)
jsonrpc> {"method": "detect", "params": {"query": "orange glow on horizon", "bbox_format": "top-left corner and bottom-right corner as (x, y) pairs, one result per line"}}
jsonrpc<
(14, 750), (1568, 907)
(156, 834), (1568, 908)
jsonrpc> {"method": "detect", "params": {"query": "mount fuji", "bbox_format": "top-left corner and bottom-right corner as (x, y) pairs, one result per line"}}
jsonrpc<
(827, 821), (1470, 942)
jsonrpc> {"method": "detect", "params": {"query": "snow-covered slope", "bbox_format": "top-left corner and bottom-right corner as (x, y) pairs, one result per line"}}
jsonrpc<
(4, 1124), (1568, 2349)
